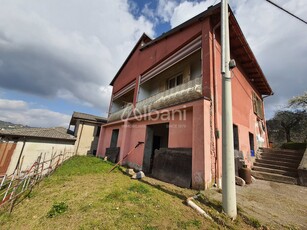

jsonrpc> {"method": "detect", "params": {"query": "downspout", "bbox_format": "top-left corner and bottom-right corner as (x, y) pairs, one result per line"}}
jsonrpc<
(212, 22), (221, 188)
(75, 122), (84, 155)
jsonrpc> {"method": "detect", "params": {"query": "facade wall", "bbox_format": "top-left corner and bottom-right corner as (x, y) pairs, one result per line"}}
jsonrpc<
(112, 20), (205, 94)
(97, 100), (212, 189)
(6, 139), (75, 175)
(74, 122), (100, 155)
(211, 30), (269, 184)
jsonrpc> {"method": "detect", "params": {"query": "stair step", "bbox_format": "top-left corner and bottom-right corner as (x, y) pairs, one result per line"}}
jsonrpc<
(256, 159), (299, 168)
(253, 162), (298, 172)
(260, 147), (304, 153)
(260, 148), (304, 156)
(251, 171), (298, 185)
(260, 152), (303, 160)
(252, 166), (298, 177)
(259, 155), (301, 163)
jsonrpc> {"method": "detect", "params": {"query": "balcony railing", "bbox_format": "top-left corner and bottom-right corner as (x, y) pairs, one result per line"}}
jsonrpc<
(108, 77), (202, 122)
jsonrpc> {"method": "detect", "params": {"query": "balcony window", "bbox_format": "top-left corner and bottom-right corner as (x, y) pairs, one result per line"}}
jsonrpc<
(168, 74), (183, 89)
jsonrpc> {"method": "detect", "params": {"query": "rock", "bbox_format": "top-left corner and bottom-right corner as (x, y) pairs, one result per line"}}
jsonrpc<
(251, 175), (256, 183)
(235, 176), (246, 186)
(126, 168), (136, 176)
(103, 156), (108, 161)
(131, 171), (145, 179)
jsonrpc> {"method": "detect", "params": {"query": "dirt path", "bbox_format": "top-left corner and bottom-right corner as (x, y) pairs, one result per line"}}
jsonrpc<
(207, 179), (307, 229)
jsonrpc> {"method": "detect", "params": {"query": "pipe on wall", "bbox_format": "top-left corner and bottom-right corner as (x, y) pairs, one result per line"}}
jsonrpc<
(212, 21), (221, 188)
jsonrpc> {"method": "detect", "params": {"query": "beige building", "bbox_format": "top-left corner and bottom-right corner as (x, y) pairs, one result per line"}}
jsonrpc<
(68, 112), (107, 156)
(0, 127), (76, 176)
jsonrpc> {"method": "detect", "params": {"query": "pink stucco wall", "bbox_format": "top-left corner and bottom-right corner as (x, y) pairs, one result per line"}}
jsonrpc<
(211, 31), (268, 183)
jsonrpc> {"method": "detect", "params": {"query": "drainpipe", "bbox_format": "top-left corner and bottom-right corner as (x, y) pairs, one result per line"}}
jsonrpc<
(212, 22), (221, 188)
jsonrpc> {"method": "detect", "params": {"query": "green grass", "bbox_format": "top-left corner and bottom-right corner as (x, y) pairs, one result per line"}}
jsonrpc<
(0, 156), (260, 229)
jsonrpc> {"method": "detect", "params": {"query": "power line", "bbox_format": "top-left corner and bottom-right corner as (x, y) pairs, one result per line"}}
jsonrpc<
(265, 0), (307, 25)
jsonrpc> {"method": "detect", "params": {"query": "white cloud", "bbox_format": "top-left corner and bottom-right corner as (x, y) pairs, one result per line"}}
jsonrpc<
(169, 0), (217, 28)
(0, 99), (70, 127)
(0, 0), (155, 113)
(0, 99), (27, 110)
(156, 0), (179, 22)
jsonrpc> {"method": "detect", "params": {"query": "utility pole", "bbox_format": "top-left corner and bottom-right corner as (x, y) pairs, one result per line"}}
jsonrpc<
(221, 0), (237, 219)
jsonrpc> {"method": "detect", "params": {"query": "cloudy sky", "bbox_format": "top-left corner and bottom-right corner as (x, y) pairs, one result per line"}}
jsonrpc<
(0, 0), (306, 127)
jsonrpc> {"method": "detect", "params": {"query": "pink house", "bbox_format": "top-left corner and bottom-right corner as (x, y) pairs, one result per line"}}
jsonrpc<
(97, 4), (273, 189)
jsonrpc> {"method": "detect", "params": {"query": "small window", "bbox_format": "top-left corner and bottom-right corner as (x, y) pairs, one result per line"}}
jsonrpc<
(168, 74), (183, 89)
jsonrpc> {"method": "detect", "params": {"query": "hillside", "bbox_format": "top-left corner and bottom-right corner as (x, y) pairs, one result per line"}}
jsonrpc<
(0, 156), (260, 230)
(0, 120), (30, 130)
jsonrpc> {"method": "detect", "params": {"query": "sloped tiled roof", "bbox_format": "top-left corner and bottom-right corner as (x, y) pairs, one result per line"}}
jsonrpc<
(69, 111), (107, 126)
(0, 127), (76, 141)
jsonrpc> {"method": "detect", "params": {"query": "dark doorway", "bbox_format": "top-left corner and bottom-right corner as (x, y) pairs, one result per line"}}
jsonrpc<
(249, 132), (255, 156)
(233, 124), (239, 150)
(143, 123), (169, 174)
(110, 129), (119, 147)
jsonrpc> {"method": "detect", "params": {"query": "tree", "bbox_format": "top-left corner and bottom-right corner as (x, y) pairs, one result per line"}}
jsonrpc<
(288, 92), (307, 109)
(274, 110), (305, 142)
(267, 92), (307, 145)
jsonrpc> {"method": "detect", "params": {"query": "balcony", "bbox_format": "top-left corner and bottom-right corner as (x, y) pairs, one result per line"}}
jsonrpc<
(108, 77), (202, 122)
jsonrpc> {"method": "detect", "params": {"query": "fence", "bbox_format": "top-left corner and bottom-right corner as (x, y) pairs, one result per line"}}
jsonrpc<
(0, 150), (74, 213)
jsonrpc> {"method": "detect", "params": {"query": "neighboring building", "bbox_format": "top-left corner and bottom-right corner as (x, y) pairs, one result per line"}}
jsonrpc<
(68, 112), (107, 156)
(0, 127), (75, 176)
(97, 4), (273, 189)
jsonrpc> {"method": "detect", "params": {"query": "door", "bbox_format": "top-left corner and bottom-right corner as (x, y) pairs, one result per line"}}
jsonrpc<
(142, 123), (169, 174)
(0, 142), (17, 175)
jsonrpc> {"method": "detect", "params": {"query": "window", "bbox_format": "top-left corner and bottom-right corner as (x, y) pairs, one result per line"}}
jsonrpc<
(167, 74), (183, 89)
(252, 92), (264, 119)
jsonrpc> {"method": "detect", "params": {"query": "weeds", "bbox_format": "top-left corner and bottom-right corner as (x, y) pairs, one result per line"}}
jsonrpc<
(47, 202), (68, 218)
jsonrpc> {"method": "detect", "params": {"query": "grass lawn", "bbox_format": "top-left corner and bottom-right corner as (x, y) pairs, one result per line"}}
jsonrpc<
(0, 156), (260, 229)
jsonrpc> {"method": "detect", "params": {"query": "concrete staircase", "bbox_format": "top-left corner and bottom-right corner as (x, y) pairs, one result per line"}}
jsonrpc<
(252, 148), (304, 185)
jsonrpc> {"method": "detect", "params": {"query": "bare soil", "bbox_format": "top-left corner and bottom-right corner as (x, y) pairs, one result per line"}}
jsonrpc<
(204, 179), (307, 229)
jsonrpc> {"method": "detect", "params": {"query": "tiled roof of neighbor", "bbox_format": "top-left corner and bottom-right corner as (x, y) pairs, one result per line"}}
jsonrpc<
(0, 127), (76, 141)
(69, 111), (107, 126)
